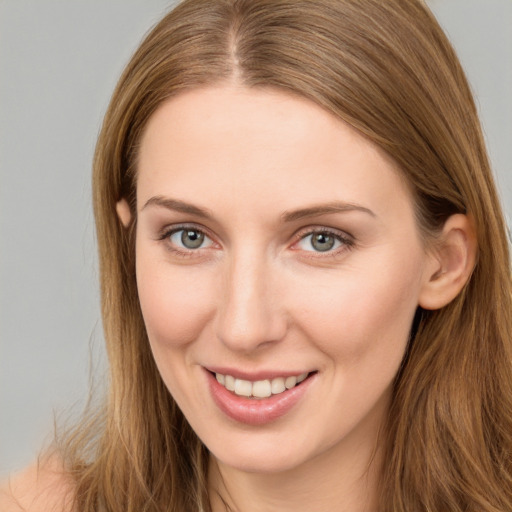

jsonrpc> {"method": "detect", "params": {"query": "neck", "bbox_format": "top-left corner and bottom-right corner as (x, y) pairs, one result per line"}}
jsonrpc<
(208, 422), (384, 512)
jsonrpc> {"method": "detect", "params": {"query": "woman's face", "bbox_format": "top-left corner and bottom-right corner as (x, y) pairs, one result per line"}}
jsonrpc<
(134, 85), (433, 474)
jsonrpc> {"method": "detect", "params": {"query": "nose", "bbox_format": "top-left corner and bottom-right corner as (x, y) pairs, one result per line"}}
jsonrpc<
(215, 248), (288, 353)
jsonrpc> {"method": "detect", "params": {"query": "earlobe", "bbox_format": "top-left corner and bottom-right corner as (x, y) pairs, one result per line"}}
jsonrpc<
(418, 214), (477, 310)
(116, 199), (132, 228)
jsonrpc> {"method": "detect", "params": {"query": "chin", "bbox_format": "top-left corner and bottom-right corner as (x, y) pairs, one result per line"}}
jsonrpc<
(213, 446), (309, 474)
(204, 427), (327, 475)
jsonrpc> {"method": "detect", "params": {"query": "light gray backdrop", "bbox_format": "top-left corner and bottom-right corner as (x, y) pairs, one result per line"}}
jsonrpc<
(1, 0), (511, 477)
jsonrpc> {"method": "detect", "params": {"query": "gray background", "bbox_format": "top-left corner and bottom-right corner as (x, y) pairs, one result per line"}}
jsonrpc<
(1, 1), (511, 477)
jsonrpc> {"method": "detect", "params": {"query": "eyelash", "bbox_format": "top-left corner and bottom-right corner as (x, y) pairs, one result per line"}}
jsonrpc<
(158, 224), (355, 259)
(158, 224), (216, 259)
(292, 227), (355, 258)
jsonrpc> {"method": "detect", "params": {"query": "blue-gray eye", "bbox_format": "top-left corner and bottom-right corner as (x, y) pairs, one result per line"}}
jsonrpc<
(169, 229), (212, 249)
(298, 232), (342, 252)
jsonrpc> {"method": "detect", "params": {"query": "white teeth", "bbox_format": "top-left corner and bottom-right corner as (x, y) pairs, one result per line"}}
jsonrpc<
(252, 380), (272, 398)
(297, 372), (308, 383)
(215, 372), (309, 398)
(225, 374), (235, 391)
(271, 377), (285, 394)
(285, 376), (297, 389)
(234, 379), (252, 397)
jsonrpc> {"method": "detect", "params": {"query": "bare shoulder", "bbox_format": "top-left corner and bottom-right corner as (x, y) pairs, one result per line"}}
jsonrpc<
(0, 455), (76, 512)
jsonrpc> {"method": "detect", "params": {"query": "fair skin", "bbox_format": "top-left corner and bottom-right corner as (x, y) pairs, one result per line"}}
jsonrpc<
(0, 85), (475, 511)
(125, 85), (475, 511)
(0, 455), (75, 512)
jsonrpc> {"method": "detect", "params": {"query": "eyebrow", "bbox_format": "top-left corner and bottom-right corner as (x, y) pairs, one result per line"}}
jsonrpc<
(142, 196), (213, 218)
(281, 202), (376, 222)
(142, 196), (375, 221)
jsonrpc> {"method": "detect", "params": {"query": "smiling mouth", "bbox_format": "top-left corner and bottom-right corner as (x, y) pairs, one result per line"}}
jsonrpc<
(213, 372), (313, 399)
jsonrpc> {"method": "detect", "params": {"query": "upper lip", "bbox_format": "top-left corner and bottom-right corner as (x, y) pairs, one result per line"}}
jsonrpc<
(205, 366), (314, 381)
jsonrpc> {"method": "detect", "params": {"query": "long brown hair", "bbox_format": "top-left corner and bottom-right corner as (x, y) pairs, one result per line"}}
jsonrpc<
(59, 1), (512, 510)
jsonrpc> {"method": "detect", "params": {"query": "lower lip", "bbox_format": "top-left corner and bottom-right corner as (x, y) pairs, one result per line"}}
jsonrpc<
(206, 371), (315, 426)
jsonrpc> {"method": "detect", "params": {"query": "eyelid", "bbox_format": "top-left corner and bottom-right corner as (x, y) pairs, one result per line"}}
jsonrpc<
(290, 225), (355, 255)
(156, 222), (354, 258)
(158, 222), (214, 240)
(157, 223), (219, 256)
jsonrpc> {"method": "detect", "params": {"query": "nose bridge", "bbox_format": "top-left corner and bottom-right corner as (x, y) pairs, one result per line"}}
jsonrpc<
(216, 245), (286, 352)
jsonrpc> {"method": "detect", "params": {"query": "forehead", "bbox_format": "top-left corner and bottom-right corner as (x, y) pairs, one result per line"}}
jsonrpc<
(136, 85), (413, 224)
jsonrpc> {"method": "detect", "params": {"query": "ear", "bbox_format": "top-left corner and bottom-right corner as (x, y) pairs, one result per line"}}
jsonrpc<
(116, 198), (132, 228)
(418, 214), (477, 310)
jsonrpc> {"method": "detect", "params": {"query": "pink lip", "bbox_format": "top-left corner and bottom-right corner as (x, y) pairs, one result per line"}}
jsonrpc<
(205, 369), (316, 426)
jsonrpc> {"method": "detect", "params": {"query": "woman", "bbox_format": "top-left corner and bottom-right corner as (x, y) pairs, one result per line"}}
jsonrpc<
(2, 0), (511, 510)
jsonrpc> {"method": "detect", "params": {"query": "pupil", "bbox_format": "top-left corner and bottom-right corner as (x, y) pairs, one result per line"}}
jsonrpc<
(312, 233), (334, 252)
(182, 230), (204, 249)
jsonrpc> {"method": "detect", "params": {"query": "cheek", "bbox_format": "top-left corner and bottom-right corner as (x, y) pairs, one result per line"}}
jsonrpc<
(135, 252), (216, 348)
(291, 250), (424, 363)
